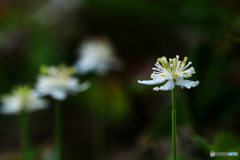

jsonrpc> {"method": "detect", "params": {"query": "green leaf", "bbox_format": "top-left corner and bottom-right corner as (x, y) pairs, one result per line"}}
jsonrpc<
(214, 131), (240, 152)
(193, 135), (212, 156)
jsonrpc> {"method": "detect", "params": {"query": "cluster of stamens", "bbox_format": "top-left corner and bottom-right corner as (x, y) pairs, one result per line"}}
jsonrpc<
(157, 55), (192, 78)
(40, 64), (76, 79)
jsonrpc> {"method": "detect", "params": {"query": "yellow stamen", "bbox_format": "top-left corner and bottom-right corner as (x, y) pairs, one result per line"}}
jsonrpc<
(163, 56), (170, 68)
(171, 58), (178, 74)
(12, 86), (31, 103)
(40, 64), (76, 77)
(184, 57), (188, 61)
(40, 65), (48, 75)
(178, 56), (188, 73)
(173, 74), (178, 78)
(157, 57), (171, 72)
(183, 72), (188, 75)
(161, 74), (166, 77)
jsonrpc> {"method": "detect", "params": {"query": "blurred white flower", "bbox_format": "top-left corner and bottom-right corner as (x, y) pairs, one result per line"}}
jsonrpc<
(35, 64), (90, 100)
(1, 86), (48, 114)
(138, 55), (199, 91)
(75, 37), (122, 76)
(31, 0), (82, 26)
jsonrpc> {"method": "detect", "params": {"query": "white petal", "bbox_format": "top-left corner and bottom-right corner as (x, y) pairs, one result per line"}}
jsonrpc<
(66, 78), (90, 93)
(76, 81), (91, 92)
(153, 80), (175, 91)
(175, 79), (199, 89)
(28, 92), (47, 110)
(138, 79), (167, 85)
(75, 59), (98, 75)
(1, 96), (22, 114)
(33, 88), (49, 97)
(152, 67), (161, 72)
(1, 103), (21, 114)
(66, 78), (79, 90)
(1, 106), (20, 114)
(51, 90), (67, 100)
(27, 99), (48, 112)
(153, 87), (160, 91)
(159, 80), (175, 91)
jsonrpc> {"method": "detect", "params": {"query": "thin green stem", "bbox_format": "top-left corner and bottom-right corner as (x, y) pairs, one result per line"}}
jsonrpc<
(20, 110), (29, 160)
(91, 76), (105, 160)
(92, 106), (105, 160)
(54, 100), (62, 160)
(172, 87), (177, 160)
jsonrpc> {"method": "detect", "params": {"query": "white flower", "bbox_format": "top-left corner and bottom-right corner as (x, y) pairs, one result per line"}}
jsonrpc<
(75, 37), (121, 76)
(138, 55), (199, 91)
(1, 86), (48, 114)
(35, 64), (90, 100)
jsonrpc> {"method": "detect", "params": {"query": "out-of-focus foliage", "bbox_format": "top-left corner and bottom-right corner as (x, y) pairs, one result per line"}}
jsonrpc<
(194, 131), (240, 160)
(79, 76), (130, 123)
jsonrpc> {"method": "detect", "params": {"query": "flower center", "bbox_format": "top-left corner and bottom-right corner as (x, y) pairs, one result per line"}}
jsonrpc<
(173, 74), (178, 78)
(183, 72), (188, 75)
(161, 74), (166, 77)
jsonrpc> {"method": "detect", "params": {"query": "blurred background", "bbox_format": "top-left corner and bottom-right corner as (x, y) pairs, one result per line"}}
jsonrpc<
(0, 0), (240, 159)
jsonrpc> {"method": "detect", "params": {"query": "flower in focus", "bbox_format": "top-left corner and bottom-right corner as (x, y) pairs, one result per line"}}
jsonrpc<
(75, 37), (121, 76)
(138, 55), (199, 91)
(35, 64), (90, 100)
(1, 86), (48, 114)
